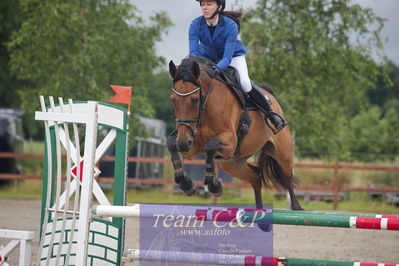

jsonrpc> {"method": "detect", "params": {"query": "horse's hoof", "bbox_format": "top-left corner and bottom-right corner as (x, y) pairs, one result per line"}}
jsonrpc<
(174, 171), (186, 184)
(208, 180), (223, 197)
(181, 182), (197, 197)
(211, 190), (223, 197)
(184, 185), (197, 197)
(291, 202), (305, 211)
(257, 223), (272, 232)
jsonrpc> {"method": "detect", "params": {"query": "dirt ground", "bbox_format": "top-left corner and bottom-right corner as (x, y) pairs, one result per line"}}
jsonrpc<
(0, 198), (398, 265)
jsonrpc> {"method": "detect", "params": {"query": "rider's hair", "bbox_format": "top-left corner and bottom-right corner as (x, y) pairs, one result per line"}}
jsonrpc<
(222, 8), (243, 32)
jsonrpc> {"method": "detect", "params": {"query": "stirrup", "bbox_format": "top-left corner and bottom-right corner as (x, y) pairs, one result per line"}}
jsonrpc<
(265, 112), (288, 134)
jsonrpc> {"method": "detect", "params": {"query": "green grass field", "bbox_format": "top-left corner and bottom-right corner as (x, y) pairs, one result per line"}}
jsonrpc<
(1, 180), (398, 214)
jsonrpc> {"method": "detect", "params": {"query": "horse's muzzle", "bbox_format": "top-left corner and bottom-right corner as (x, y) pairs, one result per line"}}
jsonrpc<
(177, 138), (193, 152)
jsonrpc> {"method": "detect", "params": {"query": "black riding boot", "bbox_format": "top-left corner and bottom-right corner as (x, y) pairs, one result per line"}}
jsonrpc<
(247, 88), (287, 134)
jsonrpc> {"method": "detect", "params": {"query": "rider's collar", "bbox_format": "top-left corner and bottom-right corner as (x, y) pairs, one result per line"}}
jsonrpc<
(201, 15), (225, 26)
(206, 17), (218, 27)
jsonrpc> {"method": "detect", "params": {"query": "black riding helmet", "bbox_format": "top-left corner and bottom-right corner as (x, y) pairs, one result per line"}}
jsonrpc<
(196, 0), (226, 13)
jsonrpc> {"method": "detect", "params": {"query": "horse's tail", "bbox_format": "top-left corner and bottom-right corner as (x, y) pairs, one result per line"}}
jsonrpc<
(257, 145), (299, 190)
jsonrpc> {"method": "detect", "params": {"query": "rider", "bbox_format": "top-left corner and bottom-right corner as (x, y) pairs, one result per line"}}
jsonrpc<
(189, 0), (287, 133)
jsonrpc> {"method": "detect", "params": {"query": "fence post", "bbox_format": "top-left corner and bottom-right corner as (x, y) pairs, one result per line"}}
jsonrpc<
(332, 163), (340, 210)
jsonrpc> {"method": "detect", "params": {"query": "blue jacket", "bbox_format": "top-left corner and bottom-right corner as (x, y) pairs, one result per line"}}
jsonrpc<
(189, 15), (247, 70)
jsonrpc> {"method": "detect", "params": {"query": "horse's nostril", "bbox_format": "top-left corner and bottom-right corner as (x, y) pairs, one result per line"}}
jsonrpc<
(176, 139), (192, 152)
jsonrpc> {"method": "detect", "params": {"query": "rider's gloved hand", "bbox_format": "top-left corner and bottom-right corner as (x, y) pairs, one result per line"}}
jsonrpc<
(207, 66), (220, 79)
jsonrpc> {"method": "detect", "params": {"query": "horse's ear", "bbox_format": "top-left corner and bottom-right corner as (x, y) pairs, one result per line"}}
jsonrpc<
(169, 60), (177, 79)
(191, 62), (200, 80)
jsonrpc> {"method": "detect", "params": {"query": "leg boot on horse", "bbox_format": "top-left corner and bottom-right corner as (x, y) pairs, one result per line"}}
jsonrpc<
(167, 133), (197, 196)
(204, 137), (223, 197)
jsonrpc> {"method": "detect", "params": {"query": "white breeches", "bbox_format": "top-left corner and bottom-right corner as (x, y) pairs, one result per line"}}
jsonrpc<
(229, 55), (252, 93)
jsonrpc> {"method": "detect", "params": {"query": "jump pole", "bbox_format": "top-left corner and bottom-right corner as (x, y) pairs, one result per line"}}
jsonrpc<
(274, 209), (399, 220)
(93, 204), (399, 231)
(125, 249), (398, 266)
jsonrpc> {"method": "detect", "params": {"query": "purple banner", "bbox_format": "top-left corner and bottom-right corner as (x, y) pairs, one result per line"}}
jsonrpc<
(139, 204), (273, 266)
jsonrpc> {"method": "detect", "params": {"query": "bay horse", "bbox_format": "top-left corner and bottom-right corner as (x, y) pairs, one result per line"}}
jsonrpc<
(167, 56), (303, 212)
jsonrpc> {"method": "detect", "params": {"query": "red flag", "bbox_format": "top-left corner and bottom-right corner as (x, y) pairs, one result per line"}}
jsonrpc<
(108, 85), (132, 113)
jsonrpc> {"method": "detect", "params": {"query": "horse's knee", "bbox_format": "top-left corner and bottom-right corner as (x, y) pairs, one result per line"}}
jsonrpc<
(205, 137), (220, 154)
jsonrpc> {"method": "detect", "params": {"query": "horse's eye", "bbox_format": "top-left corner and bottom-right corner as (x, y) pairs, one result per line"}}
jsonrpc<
(191, 97), (199, 105)
(170, 95), (176, 104)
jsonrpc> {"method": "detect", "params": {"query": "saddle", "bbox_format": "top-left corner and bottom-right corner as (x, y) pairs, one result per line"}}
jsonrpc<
(219, 67), (256, 110)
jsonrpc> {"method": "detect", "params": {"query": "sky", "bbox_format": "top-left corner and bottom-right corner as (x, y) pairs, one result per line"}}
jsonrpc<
(132, 0), (399, 66)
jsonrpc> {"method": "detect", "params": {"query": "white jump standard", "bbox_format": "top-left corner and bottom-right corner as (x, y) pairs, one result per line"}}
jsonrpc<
(35, 97), (129, 265)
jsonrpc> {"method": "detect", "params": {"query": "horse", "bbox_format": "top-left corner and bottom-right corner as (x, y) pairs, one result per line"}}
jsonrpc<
(167, 56), (303, 213)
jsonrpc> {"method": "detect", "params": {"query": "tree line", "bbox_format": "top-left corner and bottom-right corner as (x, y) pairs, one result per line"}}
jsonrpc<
(1, 0), (398, 162)
(0, 0), (171, 139)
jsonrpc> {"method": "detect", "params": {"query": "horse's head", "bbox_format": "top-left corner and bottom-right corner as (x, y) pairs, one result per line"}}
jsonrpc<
(169, 59), (202, 152)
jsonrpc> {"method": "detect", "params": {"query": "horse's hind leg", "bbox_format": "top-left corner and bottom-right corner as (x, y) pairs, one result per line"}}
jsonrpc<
(277, 163), (304, 211)
(167, 134), (197, 196)
(220, 159), (263, 206)
(287, 185), (303, 211)
(250, 169), (272, 232)
(250, 178), (272, 232)
(220, 159), (271, 232)
(263, 143), (304, 211)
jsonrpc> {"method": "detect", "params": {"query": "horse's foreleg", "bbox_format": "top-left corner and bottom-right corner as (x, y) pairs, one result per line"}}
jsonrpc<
(167, 134), (197, 196)
(204, 137), (223, 197)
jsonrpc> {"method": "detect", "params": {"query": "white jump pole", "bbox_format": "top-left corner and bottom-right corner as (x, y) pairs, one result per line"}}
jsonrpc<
(93, 204), (271, 224)
(93, 204), (140, 218)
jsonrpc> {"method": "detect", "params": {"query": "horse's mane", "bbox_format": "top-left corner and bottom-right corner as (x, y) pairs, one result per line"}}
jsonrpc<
(174, 56), (214, 84)
(179, 56), (215, 70)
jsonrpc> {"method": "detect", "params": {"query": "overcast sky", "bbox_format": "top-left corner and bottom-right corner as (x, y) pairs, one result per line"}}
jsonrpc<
(132, 0), (399, 66)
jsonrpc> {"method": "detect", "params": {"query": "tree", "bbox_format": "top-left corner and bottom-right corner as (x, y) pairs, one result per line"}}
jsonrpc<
(0, 0), (26, 107)
(367, 61), (399, 109)
(347, 105), (399, 161)
(241, 0), (387, 161)
(349, 61), (399, 161)
(7, 0), (171, 138)
(145, 70), (175, 134)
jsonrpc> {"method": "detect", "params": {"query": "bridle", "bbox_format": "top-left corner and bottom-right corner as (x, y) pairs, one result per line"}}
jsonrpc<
(171, 77), (213, 138)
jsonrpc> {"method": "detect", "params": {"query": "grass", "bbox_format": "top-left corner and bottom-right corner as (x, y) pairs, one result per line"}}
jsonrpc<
(17, 140), (44, 175)
(0, 180), (43, 199)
